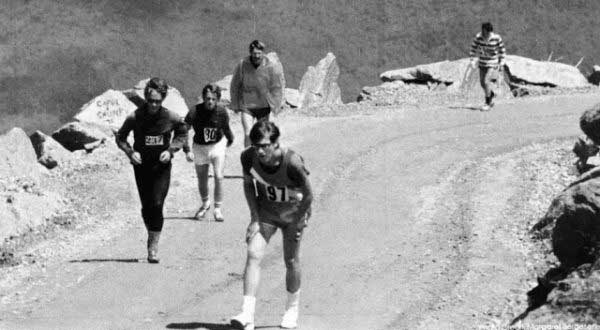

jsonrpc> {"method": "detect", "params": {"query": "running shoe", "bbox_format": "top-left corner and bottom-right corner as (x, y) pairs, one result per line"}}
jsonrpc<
(280, 306), (298, 329)
(480, 104), (491, 112)
(230, 312), (254, 330)
(194, 203), (210, 220)
(214, 208), (225, 222)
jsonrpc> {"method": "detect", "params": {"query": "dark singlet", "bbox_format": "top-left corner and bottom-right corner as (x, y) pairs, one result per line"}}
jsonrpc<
(242, 147), (308, 223)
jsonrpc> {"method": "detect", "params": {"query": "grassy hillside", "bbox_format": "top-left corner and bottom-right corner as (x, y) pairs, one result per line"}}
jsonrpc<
(1, 0), (600, 133)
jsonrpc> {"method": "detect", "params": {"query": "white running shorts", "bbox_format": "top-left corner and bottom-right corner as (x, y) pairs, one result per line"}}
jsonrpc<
(192, 139), (227, 165)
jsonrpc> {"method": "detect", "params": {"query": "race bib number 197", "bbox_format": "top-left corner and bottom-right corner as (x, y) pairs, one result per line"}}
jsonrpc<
(258, 182), (288, 202)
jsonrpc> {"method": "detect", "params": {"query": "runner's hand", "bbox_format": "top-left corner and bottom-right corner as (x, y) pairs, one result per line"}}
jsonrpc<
(294, 217), (308, 242)
(469, 58), (477, 68)
(159, 150), (172, 163)
(185, 152), (194, 162)
(130, 152), (142, 165)
(246, 221), (260, 243)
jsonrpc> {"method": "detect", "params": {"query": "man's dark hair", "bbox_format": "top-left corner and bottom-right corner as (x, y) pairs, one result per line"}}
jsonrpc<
(482, 22), (493, 33)
(249, 40), (266, 52)
(144, 77), (169, 100)
(250, 121), (280, 144)
(202, 83), (222, 100)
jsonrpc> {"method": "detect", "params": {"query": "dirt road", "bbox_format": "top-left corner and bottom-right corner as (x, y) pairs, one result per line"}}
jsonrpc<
(2, 94), (600, 329)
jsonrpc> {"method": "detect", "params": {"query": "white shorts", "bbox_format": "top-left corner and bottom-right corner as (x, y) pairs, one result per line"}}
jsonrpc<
(192, 139), (227, 165)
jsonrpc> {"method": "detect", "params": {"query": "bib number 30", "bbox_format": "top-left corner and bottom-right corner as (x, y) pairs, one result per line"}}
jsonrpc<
(203, 128), (218, 142)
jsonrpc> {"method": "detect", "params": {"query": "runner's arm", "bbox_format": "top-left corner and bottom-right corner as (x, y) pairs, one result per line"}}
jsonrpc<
(243, 174), (260, 222)
(168, 116), (188, 155)
(182, 109), (194, 153)
(288, 154), (313, 220)
(241, 150), (260, 222)
(116, 114), (135, 157)
(497, 35), (506, 67)
(222, 110), (234, 147)
(469, 35), (479, 60)
(230, 62), (243, 111)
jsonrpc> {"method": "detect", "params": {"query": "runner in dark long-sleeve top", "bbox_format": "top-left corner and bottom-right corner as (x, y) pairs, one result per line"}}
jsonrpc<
(182, 84), (234, 222)
(116, 77), (187, 264)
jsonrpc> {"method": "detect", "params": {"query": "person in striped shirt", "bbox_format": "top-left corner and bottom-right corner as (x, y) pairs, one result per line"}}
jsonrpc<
(469, 22), (506, 111)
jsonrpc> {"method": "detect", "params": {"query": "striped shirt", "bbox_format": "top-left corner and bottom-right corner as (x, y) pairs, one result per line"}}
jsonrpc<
(469, 32), (506, 68)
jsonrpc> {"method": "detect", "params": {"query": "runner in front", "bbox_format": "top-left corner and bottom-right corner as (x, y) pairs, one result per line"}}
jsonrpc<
(231, 121), (313, 330)
(183, 83), (234, 221)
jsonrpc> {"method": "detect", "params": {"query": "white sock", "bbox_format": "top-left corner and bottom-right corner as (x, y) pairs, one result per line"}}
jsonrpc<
(242, 295), (256, 315)
(285, 290), (300, 310)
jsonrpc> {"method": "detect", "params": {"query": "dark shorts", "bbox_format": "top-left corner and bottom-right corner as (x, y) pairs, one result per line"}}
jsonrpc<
(257, 207), (310, 243)
(241, 107), (270, 120)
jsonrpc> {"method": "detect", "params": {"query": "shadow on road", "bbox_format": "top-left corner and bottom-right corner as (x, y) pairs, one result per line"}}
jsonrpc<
(448, 105), (482, 111)
(163, 216), (223, 222)
(166, 322), (278, 329)
(69, 258), (140, 263)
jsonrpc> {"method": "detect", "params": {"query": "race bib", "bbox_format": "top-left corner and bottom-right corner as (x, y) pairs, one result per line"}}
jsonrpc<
(258, 182), (289, 202)
(203, 127), (218, 142)
(145, 135), (164, 146)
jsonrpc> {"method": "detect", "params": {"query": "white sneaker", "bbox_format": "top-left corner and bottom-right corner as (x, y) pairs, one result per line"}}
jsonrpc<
(214, 208), (224, 222)
(480, 104), (491, 112)
(280, 306), (298, 329)
(231, 312), (254, 330)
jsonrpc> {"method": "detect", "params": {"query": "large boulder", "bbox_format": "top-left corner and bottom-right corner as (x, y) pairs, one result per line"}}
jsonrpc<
(284, 88), (301, 108)
(505, 55), (589, 88)
(0, 181), (61, 241)
(589, 65), (600, 86)
(379, 58), (511, 97)
(74, 89), (137, 131)
(0, 128), (41, 181)
(213, 74), (233, 106)
(380, 58), (471, 87)
(51, 121), (108, 152)
(579, 103), (600, 145)
(29, 131), (71, 169)
(298, 53), (343, 108)
(123, 78), (189, 118)
(532, 174), (600, 269)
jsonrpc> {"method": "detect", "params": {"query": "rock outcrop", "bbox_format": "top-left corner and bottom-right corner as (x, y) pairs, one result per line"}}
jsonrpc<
(29, 131), (71, 169)
(284, 88), (301, 108)
(380, 55), (589, 90)
(52, 122), (108, 152)
(213, 74), (233, 106)
(579, 102), (600, 145)
(532, 172), (600, 269)
(123, 78), (189, 118)
(0, 128), (62, 241)
(381, 58), (472, 88)
(370, 55), (592, 105)
(298, 53), (343, 108)
(0, 128), (41, 181)
(589, 65), (600, 86)
(74, 89), (137, 131)
(505, 55), (589, 88)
